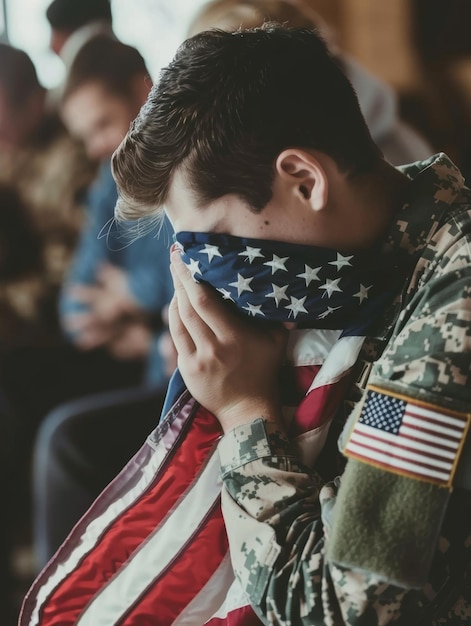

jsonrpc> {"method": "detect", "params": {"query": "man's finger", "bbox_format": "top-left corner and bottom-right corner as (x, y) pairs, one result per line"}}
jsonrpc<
(167, 293), (196, 358)
(170, 262), (217, 350)
(170, 251), (239, 339)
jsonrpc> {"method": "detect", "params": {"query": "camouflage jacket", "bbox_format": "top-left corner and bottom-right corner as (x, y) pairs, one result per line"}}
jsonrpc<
(218, 153), (471, 625)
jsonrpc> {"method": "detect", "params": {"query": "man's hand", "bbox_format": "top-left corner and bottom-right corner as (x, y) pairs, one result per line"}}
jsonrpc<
(67, 264), (141, 326)
(62, 310), (117, 350)
(168, 252), (287, 433)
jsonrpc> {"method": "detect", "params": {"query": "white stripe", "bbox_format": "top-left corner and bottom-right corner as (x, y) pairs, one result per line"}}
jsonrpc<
(349, 430), (453, 471)
(308, 335), (365, 391)
(206, 577), (250, 621)
(399, 424), (460, 449)
(406, 403), (467, 428)
(29, 407), (193, 626)
(403, 415), (464, 439)
(174, 554), (235, 625)
(353, 423), (457, 459)
(286, 328), (342, 366)
(77, 448), (223, 625)
(346, 441), (450, 481)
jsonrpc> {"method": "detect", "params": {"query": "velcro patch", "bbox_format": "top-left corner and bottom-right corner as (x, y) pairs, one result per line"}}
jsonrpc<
(344, 385), (471, 487)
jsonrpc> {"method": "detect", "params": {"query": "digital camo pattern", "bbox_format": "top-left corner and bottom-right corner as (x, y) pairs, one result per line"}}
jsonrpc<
(371, 154), (471, 406)
(218, 153), (471, 625)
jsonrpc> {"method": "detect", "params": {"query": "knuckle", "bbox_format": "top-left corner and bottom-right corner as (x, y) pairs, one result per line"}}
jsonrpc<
(194, 289), (212, 310)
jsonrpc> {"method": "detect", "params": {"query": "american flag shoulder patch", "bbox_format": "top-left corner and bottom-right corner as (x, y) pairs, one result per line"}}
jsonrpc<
(344, 385), (471, 487)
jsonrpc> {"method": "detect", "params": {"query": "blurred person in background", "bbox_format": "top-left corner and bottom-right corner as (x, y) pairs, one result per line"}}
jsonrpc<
(0, 43), (93, 348)
(0, 43), (93, 623)
(46, 0), (114, 67)
(32, 34), (175, 569)
(188, 0), (433, 166)
(0, 38), (154, 473)
(59, 34), (174, 389)
(0, 42), (95, 416)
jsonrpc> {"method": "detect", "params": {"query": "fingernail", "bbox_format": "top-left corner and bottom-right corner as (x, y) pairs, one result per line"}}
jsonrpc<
(170, 250), (185, 272)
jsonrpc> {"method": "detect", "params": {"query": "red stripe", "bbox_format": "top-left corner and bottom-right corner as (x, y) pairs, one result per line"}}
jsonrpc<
(351, 429), (455, 463)
(40, 406), (222, 625)
(120, 501), (228, 625)
(394, 428), (458, 452)
(403, 413), (464, 443)
(348, 437), (451, 475)
(292, 369), (354, 435)
(23, 347), (344, 625)
(347, 450), (449, 482)
(405, 406), (467, 429)
(282, 364), (321, 406)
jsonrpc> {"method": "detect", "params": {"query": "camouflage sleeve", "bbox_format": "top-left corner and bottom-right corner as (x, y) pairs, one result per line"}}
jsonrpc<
(218, 419), (407, 625)
(328, 209), (471, 616)
(218, 209), (471, 624)
(369, 206), (471, 407)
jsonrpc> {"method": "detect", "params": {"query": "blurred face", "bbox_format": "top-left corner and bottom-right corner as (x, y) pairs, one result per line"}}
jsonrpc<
(62, 82), (138, 161)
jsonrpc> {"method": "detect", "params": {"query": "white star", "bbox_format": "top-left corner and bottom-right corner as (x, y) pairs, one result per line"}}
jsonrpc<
(217, 288), (234, 301)
(354, 283), (372, 303)
(187, 258), (202, 280)
(264, 254), (288, 274)
(329, 253), (353, 271)
(265, 283), (289, 307)
(199, 244), (221, 263)
(317, 305), (341, 319)
(229, 273), (254, 296)
(319, 277), (342, 298)
(238, 246), (264, 263)
(285, 295), (308, 319)
(297, 264), (321, 286)
(243, 302), (265, 316)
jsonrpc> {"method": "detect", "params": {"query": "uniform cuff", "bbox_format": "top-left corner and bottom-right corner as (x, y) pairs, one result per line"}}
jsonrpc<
(218, 418), (294, 476)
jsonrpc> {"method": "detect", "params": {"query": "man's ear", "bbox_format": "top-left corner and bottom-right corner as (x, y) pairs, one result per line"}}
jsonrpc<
(275, 149), (328, 211)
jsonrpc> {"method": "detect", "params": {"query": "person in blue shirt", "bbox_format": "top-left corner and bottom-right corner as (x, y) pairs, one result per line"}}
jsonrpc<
(59, 158), (174, 388)
(33, 35), (175, 568)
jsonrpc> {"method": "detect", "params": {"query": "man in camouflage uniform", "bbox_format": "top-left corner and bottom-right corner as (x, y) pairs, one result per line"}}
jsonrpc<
(208, 150), (471, 625)
(105, 25), (471, 624)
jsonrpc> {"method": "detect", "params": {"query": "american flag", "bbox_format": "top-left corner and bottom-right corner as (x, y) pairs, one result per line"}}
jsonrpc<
(175, 231), (399, 336)
(344, 385), (470, 486)
(20, 327), (364, 626)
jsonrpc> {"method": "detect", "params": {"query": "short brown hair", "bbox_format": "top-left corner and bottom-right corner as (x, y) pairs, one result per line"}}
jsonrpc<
(113, 24), (380, 220)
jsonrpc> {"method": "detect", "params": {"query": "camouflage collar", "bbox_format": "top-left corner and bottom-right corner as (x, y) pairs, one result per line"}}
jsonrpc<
(363, 153), (464, 347)
(383, 152), (464, 259)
